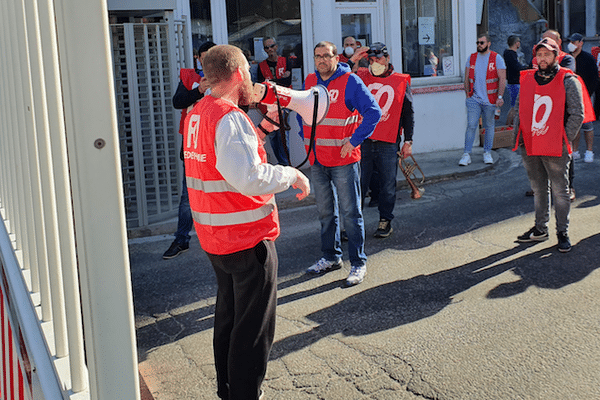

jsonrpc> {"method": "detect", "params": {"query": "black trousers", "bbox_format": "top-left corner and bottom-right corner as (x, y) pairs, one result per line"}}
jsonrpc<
(206, 240), (278, 400)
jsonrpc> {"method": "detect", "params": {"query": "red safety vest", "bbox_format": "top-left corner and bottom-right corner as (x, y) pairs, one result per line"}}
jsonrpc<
(468, 51), (500, 104)
(592, 47), (600, 78)
(178, 68), (203, 134)
(259, 57), (288, 85)
(356, 68), (409, 143)
(517, 68), (570, 156)
(183, 96), (280, 255)
(302, 73), (361, 166)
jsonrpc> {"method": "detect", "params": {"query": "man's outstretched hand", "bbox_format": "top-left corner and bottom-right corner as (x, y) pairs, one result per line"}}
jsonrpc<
(292, 170), (310, 200)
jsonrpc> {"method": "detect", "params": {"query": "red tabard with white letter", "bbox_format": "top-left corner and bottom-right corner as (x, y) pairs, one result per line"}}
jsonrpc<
(518, 68), (569, 156)
(356, 68), (409, 143)
(302, 73), (361, 166)
(178, 68), (203, 134)
(259, 56), (288, 85)
(468, 51), (500, 104)
(183, 96), (280, 255)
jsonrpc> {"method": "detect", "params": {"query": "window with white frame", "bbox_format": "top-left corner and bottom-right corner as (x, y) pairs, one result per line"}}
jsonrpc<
(401, 0), (455, 78)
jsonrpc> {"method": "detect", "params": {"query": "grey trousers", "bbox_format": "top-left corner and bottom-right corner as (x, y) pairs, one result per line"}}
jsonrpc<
(521, 146), (571, 234)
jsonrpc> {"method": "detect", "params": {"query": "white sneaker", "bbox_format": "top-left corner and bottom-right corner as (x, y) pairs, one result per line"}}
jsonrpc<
(572, 151), (581, 160)
(306, 258), (342, 274)
(458, 153), (471, 166)
(483, 152), (494, 164)
(584, 150), (594, 163)
(345, 265), (366, 286)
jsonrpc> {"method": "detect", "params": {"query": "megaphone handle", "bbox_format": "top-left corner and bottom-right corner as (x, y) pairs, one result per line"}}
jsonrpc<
(293, 90), (320, 169)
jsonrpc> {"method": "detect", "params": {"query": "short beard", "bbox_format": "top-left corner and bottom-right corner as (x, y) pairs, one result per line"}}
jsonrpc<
(538, 62), (558, 77)
(477, 45), (489, 53)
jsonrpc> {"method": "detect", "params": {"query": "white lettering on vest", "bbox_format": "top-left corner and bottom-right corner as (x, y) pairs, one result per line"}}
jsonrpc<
(278, 67), (285, 76)
(183, 151), (207, 162)
(187, 114), (201, 149)
(531, 94), (552, 137)
(368, 83), (395, 122)
(488, 62), (496, 71)
(329, 89), (340, 103)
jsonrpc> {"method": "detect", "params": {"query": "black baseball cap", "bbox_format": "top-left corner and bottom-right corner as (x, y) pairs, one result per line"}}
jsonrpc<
(368, 42), (389, 58)
(568, 33), (584, 42)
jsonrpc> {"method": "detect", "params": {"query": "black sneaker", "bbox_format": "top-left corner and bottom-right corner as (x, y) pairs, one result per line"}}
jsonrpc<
(374, 219), (393, 238)
(557, 232), (571, 253)
(162, 241), (189, 259)
(516, 227), (548, 243)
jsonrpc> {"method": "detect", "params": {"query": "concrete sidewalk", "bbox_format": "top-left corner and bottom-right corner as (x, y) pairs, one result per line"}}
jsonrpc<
(128, 146), (497, 239)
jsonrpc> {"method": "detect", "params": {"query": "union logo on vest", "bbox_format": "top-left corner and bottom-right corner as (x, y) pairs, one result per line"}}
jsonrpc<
(532, 94), (552, 137)
(329, 89), (340, 103)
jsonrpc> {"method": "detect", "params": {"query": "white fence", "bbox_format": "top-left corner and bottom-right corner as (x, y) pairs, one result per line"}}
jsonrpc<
(0, 0), (139, 399)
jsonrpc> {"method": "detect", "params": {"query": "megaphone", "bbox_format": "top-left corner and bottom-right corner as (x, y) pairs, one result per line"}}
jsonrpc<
(252, 81), (330, 126)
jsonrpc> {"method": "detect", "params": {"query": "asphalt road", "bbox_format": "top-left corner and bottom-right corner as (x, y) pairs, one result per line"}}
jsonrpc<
(131, 136), (600, 399)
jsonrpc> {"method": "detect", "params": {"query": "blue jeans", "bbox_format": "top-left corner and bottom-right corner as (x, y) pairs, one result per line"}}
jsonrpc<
(174, 162), (193, 245)
(268, 130), (289, 165)
(311, 162), (366, 267)
(360, 139), (399, 221)
(465, 97), (496, 153)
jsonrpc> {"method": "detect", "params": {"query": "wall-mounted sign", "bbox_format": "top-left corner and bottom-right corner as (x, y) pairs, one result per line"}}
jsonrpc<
(418, 17), (435, 45)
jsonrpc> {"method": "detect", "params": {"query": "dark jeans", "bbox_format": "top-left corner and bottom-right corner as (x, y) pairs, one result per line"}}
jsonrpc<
(521, 147), (571, 234)
(206, 240), (278, 400)
(174, 162), (193, 245)
(360, 139), (399, 221)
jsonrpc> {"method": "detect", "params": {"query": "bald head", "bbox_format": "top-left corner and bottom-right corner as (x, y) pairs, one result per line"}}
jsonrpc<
(542, 30), (562, 46)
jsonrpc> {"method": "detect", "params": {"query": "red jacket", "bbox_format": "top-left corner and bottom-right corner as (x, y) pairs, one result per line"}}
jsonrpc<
(183, 96), (280, 255)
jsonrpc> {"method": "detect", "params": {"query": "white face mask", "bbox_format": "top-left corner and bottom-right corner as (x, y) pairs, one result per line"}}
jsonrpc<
(370, 61), (386, 76)
(567, 43), (578, 53)
(344, 46), (354, 56)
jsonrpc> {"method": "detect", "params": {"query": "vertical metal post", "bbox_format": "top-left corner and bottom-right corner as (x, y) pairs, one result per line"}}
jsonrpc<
(52, 0), (140, 398)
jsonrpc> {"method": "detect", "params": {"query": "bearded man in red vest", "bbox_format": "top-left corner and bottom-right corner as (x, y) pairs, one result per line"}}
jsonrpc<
(256, 37), (293, 165)
(514, 38), (585, 253)
(354, 42), (414, 238)
(460, 33), (507, 166)
(184, 44), (310, 399)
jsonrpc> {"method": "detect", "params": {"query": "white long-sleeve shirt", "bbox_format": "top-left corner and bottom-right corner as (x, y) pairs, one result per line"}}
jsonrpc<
(214, 109), (299, 196)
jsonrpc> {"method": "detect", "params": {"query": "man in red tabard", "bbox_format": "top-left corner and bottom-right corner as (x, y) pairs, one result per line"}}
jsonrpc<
(354, 42), (414, 238)
(256, 37), (293, 164)
(514, 38), (587, 253)
(184, 44), (309, 399)
(163, 41), (216, 260)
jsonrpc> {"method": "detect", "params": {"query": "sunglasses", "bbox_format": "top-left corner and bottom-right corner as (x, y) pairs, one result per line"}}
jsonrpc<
(368, 50), (385, 58)
(264, 44), (276, 50)
(476, 41), (486, 45)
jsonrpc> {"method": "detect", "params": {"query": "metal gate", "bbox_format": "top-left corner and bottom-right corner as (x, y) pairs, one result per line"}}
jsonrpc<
(110, 16), (190, 228)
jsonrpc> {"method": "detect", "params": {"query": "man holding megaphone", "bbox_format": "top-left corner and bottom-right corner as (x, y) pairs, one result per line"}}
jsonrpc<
(301, 40), (382, 287)
(183, 44), (310, 400)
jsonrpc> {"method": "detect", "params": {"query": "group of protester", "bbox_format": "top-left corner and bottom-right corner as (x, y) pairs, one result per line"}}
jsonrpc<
(159, 30), (596, 399)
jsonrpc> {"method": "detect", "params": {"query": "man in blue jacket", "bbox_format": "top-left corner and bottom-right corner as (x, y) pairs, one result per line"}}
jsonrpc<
(299, 41), (381, 286)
